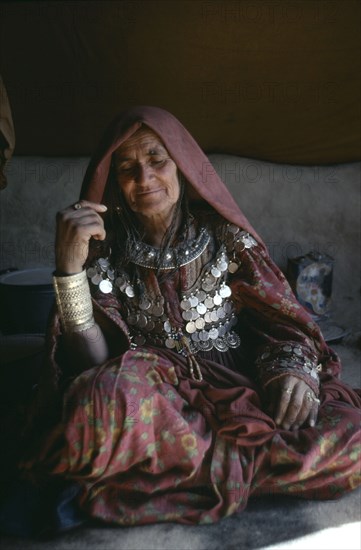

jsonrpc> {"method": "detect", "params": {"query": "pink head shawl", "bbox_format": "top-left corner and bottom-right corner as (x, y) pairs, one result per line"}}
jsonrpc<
(80, 105), (262, 242)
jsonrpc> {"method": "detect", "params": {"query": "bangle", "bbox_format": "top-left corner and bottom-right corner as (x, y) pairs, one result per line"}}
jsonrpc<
(255, 343), (321, 396)
(53, 270), (95, 333)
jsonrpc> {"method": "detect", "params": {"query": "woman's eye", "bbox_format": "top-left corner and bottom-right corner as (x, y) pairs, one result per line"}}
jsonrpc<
(150, 158), (166, 166)
(118, 165), (134, 173)
(115, 157), (167, 176)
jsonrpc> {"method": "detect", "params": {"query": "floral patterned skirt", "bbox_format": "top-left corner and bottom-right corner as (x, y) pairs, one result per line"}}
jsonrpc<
(25, 347), (361, 526)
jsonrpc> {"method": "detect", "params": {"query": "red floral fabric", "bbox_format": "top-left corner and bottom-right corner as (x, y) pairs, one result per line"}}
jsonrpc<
(23, 235), (361, 526)
(27, 346), (360, 526)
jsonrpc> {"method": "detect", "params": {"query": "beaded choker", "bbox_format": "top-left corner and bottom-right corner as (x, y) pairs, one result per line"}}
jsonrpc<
(128, 226), (211, 270)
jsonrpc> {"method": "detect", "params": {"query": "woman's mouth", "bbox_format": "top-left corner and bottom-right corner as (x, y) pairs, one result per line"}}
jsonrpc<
(136, 188), (162, 196)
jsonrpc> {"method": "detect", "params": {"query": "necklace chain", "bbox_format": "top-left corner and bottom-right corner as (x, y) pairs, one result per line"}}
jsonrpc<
(128, 226), (211, 270)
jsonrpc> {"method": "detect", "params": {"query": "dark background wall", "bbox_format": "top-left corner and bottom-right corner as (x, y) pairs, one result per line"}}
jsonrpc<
(0, 0), (360, 164)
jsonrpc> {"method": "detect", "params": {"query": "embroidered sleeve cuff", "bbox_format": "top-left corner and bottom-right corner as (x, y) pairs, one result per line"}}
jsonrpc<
(255, 342), (322, 395)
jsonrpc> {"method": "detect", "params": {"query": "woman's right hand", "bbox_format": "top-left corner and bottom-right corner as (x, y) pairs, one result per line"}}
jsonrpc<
(55, 200), (107, 274)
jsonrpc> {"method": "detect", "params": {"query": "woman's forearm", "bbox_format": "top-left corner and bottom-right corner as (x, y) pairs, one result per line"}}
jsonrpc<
(53, 269), (110, 371)
(62, 323), (110, 372)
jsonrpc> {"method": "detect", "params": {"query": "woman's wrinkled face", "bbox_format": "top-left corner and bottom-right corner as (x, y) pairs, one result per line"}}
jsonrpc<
(113, 128), (180, 220)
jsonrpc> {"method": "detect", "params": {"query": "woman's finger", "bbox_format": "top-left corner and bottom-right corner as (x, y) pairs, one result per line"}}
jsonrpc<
(55, 204), (107, 273)
(290, 392), (313, 430)
(279, 384), (305, 430)
(58, 208), (106, 238)
(71, 220), (106, 241)
(60, 206), (106, 224)
(68, 211), (106, 234)
(290, 389), (320, 430)
(69, 201), (107, 213)
(305, 394), (320, 428)
(274, 379), (297, 427)
(269, 376), (321, 431)
(57, 202), (107, 225)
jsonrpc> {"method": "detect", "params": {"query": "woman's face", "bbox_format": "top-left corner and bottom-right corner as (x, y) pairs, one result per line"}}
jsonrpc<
(113, 128), (180, 221)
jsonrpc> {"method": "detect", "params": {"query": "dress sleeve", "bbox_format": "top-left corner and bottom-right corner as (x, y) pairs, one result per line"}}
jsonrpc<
(222, 224), (341, 396)
(30, 259), (131, 418)
(86, 257), (132, 355)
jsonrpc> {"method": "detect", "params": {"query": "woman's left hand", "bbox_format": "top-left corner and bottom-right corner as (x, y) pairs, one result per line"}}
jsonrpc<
(266, 375), (320, 430)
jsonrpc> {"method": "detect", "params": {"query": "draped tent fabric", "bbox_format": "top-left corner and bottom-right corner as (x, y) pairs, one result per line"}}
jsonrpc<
(0, 75), (16, 189)
(0, 0), (360, 163)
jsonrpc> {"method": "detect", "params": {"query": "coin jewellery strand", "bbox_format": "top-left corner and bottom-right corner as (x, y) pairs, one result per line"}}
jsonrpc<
(87, 224), (258, 379)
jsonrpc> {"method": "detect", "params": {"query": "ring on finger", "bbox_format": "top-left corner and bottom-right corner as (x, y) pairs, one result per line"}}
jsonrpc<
(305, 391), (314, 402)
(73, 202), (82, 210)
(305, 391), (320, 405)
(313, 397), (321, 405)
(284, 387), (293, 395)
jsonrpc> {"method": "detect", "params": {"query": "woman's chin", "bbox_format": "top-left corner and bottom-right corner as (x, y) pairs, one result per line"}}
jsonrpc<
(132, 199), (176, 220)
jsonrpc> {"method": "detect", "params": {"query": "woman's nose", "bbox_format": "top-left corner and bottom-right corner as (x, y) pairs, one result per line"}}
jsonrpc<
(136, 163), (153, 184)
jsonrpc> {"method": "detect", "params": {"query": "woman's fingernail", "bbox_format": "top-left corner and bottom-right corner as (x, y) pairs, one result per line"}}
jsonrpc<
(310, 420), (315, 427)
(100, 204), (107, 211)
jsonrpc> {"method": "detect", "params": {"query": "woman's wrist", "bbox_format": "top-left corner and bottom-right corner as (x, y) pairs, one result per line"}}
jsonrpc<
(255, 342), (321, 396)
(54, 259), (84, 277)
(53, 269), (83, 277)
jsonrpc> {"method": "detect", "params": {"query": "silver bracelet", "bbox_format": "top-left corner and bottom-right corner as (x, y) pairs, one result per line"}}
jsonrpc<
(53, 270), (95, 333)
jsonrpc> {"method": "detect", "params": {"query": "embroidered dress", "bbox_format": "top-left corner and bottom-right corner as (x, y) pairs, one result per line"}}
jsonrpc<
(22, 217), (361, 526)
(20, 106), (361, 527)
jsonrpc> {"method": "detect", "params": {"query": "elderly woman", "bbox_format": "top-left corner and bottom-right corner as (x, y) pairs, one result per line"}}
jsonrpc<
(20, 106), (360, 528)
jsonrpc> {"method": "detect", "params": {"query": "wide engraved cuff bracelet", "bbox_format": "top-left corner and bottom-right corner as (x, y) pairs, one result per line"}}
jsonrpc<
(53, 270), (95, 332)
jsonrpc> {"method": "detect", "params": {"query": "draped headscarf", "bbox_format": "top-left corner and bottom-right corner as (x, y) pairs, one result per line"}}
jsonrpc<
(80, 105), (263, 243)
